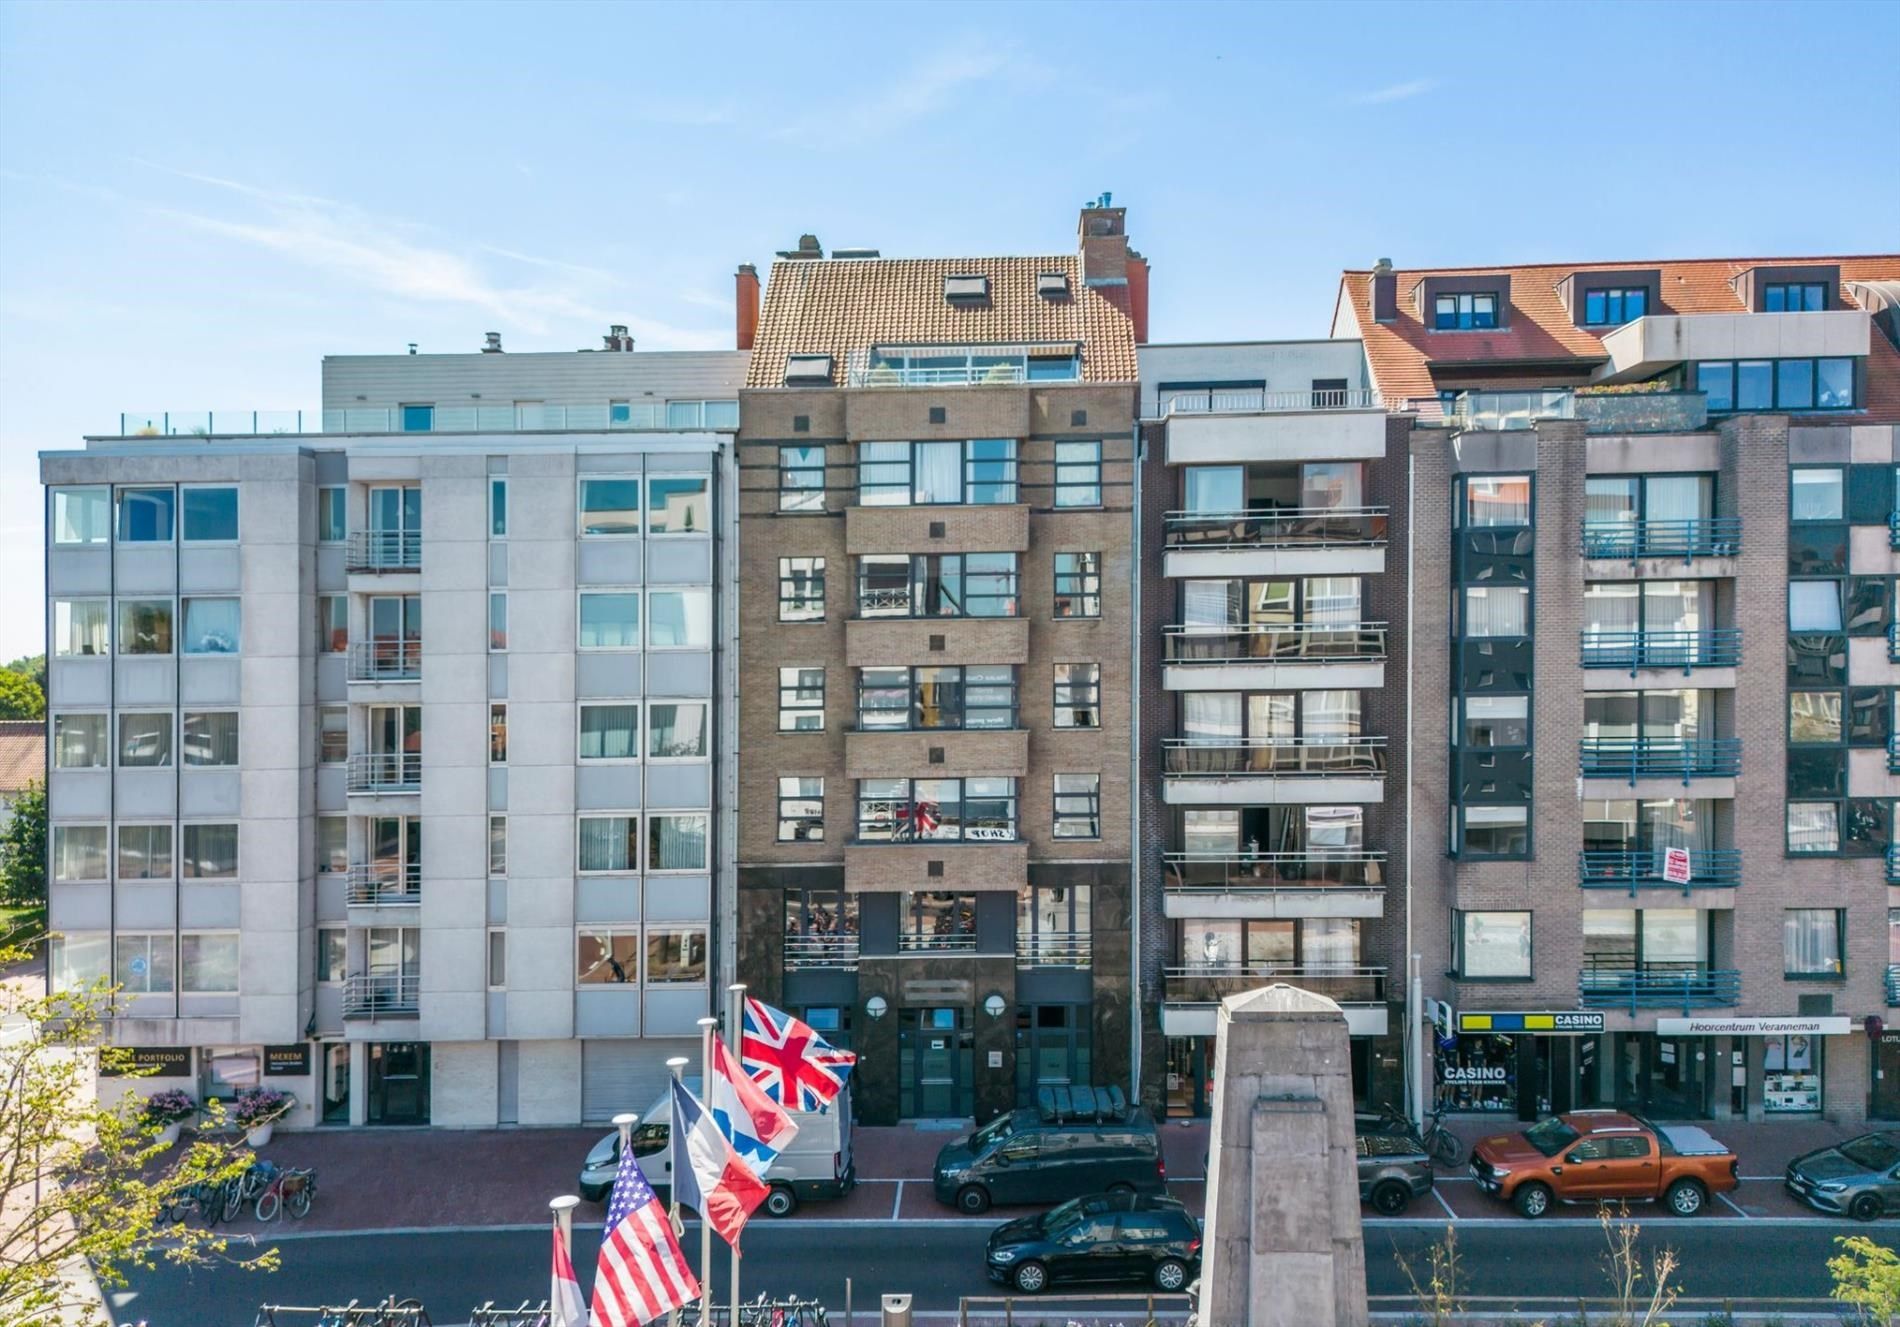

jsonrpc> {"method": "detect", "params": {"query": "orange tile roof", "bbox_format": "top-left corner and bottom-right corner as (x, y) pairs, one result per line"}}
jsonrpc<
(745, 254), (1137, 388)
(1333, 255), (1900, 421)
(0, 720), (43, 796)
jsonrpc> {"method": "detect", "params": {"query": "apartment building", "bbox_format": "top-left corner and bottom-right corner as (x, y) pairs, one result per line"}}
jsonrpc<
(1135, 340), (1409, 1118)
(733, 204), (1144, 1125)
(1332, 254), (1900, 1124)
(40, 335), (743, 1128)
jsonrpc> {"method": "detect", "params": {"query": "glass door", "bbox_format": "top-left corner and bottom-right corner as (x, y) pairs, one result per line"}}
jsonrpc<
(367, 595), (421, 676)
(366, 705), (421, 786)
(368, 816), (420, 901)
(367, 486), (421, 568)
(899, 1007), (972, 1119)
(367, 1041), (430, 1124)
(321, 1044), (351, 1124)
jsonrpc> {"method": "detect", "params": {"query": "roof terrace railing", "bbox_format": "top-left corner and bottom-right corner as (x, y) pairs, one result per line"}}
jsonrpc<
(1162, 388), (1381, 414)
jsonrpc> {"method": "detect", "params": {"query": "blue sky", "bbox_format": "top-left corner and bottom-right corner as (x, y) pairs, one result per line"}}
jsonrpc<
(2, 0), (1896, 659)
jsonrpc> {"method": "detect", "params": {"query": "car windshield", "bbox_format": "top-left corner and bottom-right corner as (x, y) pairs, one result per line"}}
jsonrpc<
(1041, 1197), (1086, 1233)
(1840, 1136), (1900, 1171)
(971, 1114), (1016, 1152)
(1524, 1118), (1580, 1157)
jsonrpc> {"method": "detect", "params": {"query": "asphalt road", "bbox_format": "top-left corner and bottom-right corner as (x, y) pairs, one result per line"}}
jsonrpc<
(107, 1220), (1888, 1325)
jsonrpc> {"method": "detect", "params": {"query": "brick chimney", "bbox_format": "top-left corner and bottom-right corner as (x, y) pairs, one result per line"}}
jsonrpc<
(1371, 258), (1398, 323)
(1078, 198), (1128, 288)
(1126, 249), (1150, 344)
(735, 264), (760, 352)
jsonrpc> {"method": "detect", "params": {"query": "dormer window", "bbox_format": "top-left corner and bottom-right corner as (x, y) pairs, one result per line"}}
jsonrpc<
(1583, 286), (1648, 327)
(943, 274), (990, 304)
(783, 354), (834, 386)
(1765, 282), (1828, 312)
(1036, 272), (1071, 300)
(1435, 292), (1498, 331)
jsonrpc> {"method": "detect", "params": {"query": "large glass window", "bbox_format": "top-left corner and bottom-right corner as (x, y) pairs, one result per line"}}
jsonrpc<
(52, 713), (108, 768)
(181, 598), (241, 654)
(1783, 908), (1844, 977)
(52, 825), (108, 881)
(182, 823), (238, 878)
(1053, 773), (1101, 839)
(116, 933), (176, 994)
(901, 892), (977, 950)
(117, 713), (172, 767)
(857, 439), (1017, 506)
(577, 931), (641, 984)
(779, 667), (826, 731)
(578, 591), (640, 648)
(180, 933), (240, 993)
(579, 703), (639, 760)
(647, 702), (707, 758)
(50, 934), (109, 992)
(1791, 468), (1844, 521)
(647, 474), (709, 535)
(52, 488), (111, 545)
(1054, 441), (1103, 508)
(1462, 476), (1531, 527)
(777, 777), (825, 843)
(647, 588), (711, 648)
(857, 777), (1018, 842)
(183, 711), (239, 766)
(117, 600), (173, 655)
(779, 557), (825, 621)
(117, 824), (173, 880)
(578, 816), (639, 873)
(1787, 801), (1839, 854)
(649, 813), (709, 871)
(54, 599), (109, 657)
(1461, 586), (1529, 638)
(1461, 696), (1529, 747)
(579, 477), (641, 536)
(1053, 552), (1102, 618)
(857, 665), (1016, 730)
(1699, 359), (1856, 412)
(857, 552), (1018, 618)
(116, 487), (175, 542)
(1583, 287), (1647, 326)
(779, 444), (826, 512)
(1434, 291), (1499, 330)
(1764, 282), (1827, 312)
(1789, 580), (1842, 632)
(1460, 805), (1529, 857)
(646, 928), (709, 983)
(181, 487), (238, 541)
(1456, 911), (1532, 979)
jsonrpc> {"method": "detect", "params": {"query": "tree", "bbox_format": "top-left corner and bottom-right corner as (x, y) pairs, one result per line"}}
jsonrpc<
(3, 654), (45, 695)
(0, 939), (275, 1325)
(1832, 1234), (1900, 1325)
(0, 780), (46, 907)
(0, 668), (42, 721)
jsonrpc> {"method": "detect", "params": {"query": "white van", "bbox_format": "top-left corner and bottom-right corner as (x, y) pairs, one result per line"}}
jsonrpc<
(578, 1080), (855, 1216)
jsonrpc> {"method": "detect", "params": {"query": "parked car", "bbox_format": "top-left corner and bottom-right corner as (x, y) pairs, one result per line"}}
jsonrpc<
(1355, 1114), (1436, 1215)
(984, 1191), (1200, 1294)
(935, 1087), (1163, 1214)
(1469, 1110), (1738, 1218)
(578, 1080), (854, 1216)
(1785, 1130), (1900, 1221)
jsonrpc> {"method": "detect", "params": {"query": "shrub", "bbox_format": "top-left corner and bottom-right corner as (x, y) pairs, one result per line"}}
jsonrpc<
(231, 1086), (292, 1129)
(142, 1090), (196, 1126)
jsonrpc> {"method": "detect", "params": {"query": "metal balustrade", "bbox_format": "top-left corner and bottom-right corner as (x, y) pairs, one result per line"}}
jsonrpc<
(1891, 511), (1900, 551)
(344, 861), (422, 906)
(345, 530), (422, 572)
(342, 970), (420, 1019)
(1890, 734), (1900, 776)
(782, 935), (860, 971)
(898, 932), (978, 953)
(347, 639), (423, 681)
(1890, 622), (1900, 664)
(1578, 966), (1741, 1013)
(1578, 629), (1740, 675)
(1162, 387), (1381, 414)
(1163, 736), (1386, 777)
(1578, 848), (1742, 895)
(1578, 736), (1741, 784)
(848, 363), (1029, 387)
(1163, 622), (1387, 665)
(345, 752), (422, 794)
(1580, 517), (1741, 562)
(1165, 507), (1388, 551)
(1163, 851), (1387, 891)
(1164, 964), (1386, 1005)
(1888, 844), (1900, 886)
(1887, 964), (1900, 1007)
(1016, 932), (1092, 967)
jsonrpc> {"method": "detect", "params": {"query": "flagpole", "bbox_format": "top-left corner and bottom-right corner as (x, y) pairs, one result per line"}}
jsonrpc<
(695, 1015), (719, 1322)
(662, 1058), (691, 1327)
(726, 982), (746, 1327)
(550, 1194), (581, 1327)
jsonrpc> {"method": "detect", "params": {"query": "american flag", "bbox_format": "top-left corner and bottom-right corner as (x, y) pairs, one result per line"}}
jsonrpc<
(590, 1142), (699, 1327)
(741, 997), (857, 1112)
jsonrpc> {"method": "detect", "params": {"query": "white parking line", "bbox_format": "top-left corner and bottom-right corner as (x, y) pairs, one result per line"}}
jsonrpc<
(1431, 1187), (1460, 1221)
(1717, 1191), (1750, 1218)
(891, 1179), (904, 1221)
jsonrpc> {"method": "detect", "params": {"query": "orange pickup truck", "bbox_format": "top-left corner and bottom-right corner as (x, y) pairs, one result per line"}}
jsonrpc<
(1469, 1110), (1739, 1218)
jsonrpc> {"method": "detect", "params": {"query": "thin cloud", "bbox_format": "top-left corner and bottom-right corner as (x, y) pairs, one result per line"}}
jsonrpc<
(770, 40), (1044, 141)
(1352, 79), (1436, 105)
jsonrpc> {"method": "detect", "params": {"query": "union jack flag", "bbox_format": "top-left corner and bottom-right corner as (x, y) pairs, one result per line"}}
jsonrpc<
(892, 797), (938, 840)
(740, 997), (857, 1112)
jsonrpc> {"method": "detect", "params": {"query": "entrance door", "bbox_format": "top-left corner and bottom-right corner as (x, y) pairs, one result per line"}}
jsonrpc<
(1874, 1033), (1900, 1121)
(321, 1044), (350, 1124)
(367, 486), (421, 568)
(900, 1008), (972, 1119)
(367, 1042), (430, 1124)
(1015, 1005), (1092, 1107)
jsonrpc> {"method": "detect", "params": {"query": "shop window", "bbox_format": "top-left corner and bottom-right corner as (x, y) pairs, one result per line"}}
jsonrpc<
(199, 1046), (260, 1099)
(1763, 1034), (1822, 1113)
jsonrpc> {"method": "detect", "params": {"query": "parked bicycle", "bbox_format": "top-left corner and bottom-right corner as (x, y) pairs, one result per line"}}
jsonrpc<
(223, 1159), (279, 1222)
(1372, 1103), (1463, 1167)
(255, 1166), (318, 1222)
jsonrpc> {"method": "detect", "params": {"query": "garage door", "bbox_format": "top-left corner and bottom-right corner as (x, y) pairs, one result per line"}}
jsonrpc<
(581, 1040), (673, 1123)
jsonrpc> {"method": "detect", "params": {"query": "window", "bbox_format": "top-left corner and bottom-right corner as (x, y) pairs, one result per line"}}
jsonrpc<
(117, 824), (173, 880)
(181, 598), (240, 654)
(52, 825), (108, 882)
(1053, 774), (1101, 839)
(1790, 691), (1842, 743)
(1783, 908), (1844, 977)
(318, 594), (347, 653)
(1054, 441), (1103, 508)
(1461, 696), (1529, 748)
(49, 933), (109, 992)
(1434, 292), (1499, 330)
(646, 928), (709, 983)
(117, 713), (172, 767)
(1461, 475), (1531, 527)
(666, 399), (737, 429)
(53, 713), (108, 768)
(117, 487), (175, 542)
(319, 706), (347, 763)
(1786, 801), (1839, 853)
(579, 703), (639, 760)
(1456, 911), (1532, 979)
(181, 933), (240, 993)
(1460, 586), (1529, 637)
(1583, 287), (1647, 326)
(779, 444), (826, 511)
(1791, 468), (1844, 521)
(778, 557), (826, 622)
(1053, 552), (1102, 618)
(487, 930), (507, 988)
(1698, 358), (1855, 412)
(648, 701), (708, 758)
(1460, 805), (1529, 857)
(401, 404), (434, 432)
(489, 478), (508, 537)
(181, 823), (237, 878)
(577, 930), (641, 984)
(858, 665), (1016, 730)
(53, 487), (111, 545)
(317, 929), (346, 984)
(1053, 663), (1100, 728)
(317, 816), (346, 875)
(489, 816), (507, 876)
(578, 591), (640, 648)
(902, 892), (977, 950)
(857, 777), (1017, 842)
(489, 704), (508, 764)
(118, 599), (173, 655)
(318, 487), (347, 542)
(489, 593), (507, 651)
(857, 552), (1019, 618)
(857, 439), (1018, 506)
(181, 711), (239, 767)
(1018, 885), (1091, 960)
(1765, 282), (1827, 312)
(779, 667), (826, 731)
(703, 400), (739, 428)
(53, 599), (109, 656)
(647, 588), (711, 648)
(181, 486), (238, 541)
(647, 474), (709, 535)
(578, 816), (639, 872)
(649, 813), (709, 871)
(1789, 580), (1842, 632)
(579, 477), (641, 536)
(777, 777), (824, 842)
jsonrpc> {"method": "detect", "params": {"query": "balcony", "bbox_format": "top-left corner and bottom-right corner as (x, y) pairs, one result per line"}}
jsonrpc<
(1579, 630), (1740, 677)
(1163, 737), (1387, 805)
(1889, 623), (1900, 664)
(1579, 849), (1741, 896)
(1595, 310), (1870, 383)
(347, 640), (423, 682)
(1163, 508), (1388, 580)
(1163, 388), (1382, 414)
(783, 935), (860, 972)
(1163, 623), (1387, 691)
(1887, 964), (1900, 1007)
(1017, 932), (1091, 968)
(342, 971), (420, 1019)
(1889, 844), (1900, 886)
(898, 932), (978, 954)
(1578, 966), (1741, 1013)
(344, 861), (422, 907)
(345, 530), (421, 573)
(1447, 389), (1573, 432)
(1164, 964), (1386, 1006)
(1580, 518), (1741, 563)
(1572, 391), (1709, 434)
(1163, 851), (1386, 919)
(346, 753), (422, 795)
(1579, 737), (1740, 786)
(1889, 511), (1899, 551)
(118, 410), (311, 436)
(1891, 734), (1900, 776)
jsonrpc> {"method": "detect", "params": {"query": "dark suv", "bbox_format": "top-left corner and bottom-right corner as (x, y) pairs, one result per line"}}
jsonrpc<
(1355, 1114), (1436, 1215)
(935, 1089), (1163, 1214)
(985, 1192), (1200, 1294)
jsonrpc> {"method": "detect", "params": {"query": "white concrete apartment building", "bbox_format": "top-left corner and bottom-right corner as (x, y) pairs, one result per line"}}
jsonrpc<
(40, 333), (744, 1128)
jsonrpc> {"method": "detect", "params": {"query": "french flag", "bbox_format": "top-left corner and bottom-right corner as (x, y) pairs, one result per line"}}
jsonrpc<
(670, 1076), (769, 1247)
(707, 1036), (799, 1177)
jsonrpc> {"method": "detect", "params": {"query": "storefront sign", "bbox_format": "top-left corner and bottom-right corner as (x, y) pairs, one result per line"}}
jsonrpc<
(263, 1044), (311, 1077)
(1656, 1016), (1851, 1036)
(1442, 1064), (1508, 1083)
(902, 978), (972, 1004)
(1662, 847), (1691, 885)
(99, 1046), (191, 1078)
(1458, 1011), (1605, 1035)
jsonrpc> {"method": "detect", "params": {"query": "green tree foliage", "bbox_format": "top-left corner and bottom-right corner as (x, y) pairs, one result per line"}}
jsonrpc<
(3, 654), (46, 694)
(0, 667), (43, 720)
(0, 779), (46, 906)
(1831, 1234), (1900, 1325)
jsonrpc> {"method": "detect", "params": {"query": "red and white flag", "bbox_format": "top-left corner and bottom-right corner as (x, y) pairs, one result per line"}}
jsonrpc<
(590, 1141), (699, 1326)
(551, 1224), (587, 1327)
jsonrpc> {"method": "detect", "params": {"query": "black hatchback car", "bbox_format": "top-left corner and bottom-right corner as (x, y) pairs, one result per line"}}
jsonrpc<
(1786, 1130), (1900, 1221)
(984, 1191), (1200, 1294)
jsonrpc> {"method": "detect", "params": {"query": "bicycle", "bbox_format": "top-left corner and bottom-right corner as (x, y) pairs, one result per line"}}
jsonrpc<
(224, 1159), (279, 1222)
(1372, 1103), (1464, 1168)
(254, 1166), (317, 1221)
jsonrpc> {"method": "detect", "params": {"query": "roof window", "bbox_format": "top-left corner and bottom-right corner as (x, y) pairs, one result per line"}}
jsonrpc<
(783, 354), (834, 386)
(1037, 272), (1071, 300)
(943, 274), (990, 304)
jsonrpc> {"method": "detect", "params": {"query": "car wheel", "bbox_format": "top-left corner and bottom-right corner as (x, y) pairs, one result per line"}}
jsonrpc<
(1153, 1258), (1189, 1292)
(1012, 1260), (1047, 1294)
(957, 1184), (991, 1215)
(1106, 1182), (1136, 1197)
(1848, 1192), (1883, 1223)
(1665, 1179), (1705, 1217)
(764, 1185), (798, 1218)
(1513, 1183), (1552, 1219)
(1370, 1180), (1412, 1216)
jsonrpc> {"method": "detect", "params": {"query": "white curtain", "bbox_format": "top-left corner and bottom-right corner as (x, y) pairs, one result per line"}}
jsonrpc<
(913, 442), (962, 504)
(578, 818), (632, 871)
(1463, 587), (1528, 637)
(183, 598), (241, 654)
(1646, 475), (1711, 524)
(1182, 580), (1235, 628)
(1184, 467), (1242, 514)
(1183, 693), (1241, 741)
(1583, 583), (1640, 639)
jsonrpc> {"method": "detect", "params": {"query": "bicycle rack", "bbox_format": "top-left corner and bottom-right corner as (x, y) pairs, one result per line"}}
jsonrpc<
(253, 1298), (432, 1327)
(469, 1303), (552, 1327)
(675, 1297), (831, 1326)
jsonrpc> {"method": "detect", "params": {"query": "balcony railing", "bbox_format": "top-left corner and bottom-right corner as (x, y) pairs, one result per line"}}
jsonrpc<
(1447, 389), (1574, 431)
(1887, 964), (1900, 1007)
(1165, 507), (1389, 552)
(346, 753), (422, 794)
(1580, 517), (1741, 562)
(1163, 623), (1388, 665)
(1888, 844), (1900, 886)
(1891, 734), (1900, 776)
(1578, 966), (1741, 1013)
(348, 640), (423, 681)
(1579, 629), (1740, 675)
(1572, 391), (1710, 434)
(1163, 388), (1381, 414)
(1579, 848), (1742, 896)
(119, 410), (312, 436)
(1889, 622), (1900, 664)
(1017, 932), (1091, 968)
(848, 364), (1029, 387)
(342, 970), (420, 1019)
(344, 861), (422, 907)
(1578, 737), (1741, 784)
(783, 935), (860, 971)
(1890, 511), (1900, 551)
(898, 932), (978, 953)
(1163, 736), (1387, 778)
(1163, 851), (1387, 892)
(345, 530), (422, 572)
(1164, 964), (1386, 1005)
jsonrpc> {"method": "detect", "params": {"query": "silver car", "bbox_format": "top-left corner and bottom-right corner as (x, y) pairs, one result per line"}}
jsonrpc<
(1785, 1130), (1900, 1221)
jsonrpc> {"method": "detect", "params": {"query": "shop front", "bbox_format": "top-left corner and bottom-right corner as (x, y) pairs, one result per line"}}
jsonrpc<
(1164, 1004), (1398, 1117)
(1657, 1015), (1852, 1119)
(1444, 1012), (1606, 1120)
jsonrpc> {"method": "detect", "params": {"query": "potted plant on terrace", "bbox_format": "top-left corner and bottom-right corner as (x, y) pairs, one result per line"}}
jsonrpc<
(232, 1085), (292, 1147)
(143, 1089), (196, 1147)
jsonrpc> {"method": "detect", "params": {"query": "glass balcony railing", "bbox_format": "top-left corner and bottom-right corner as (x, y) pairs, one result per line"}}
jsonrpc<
(1448, 390), (1574, 431)
(1163, 851), (1387, 892)
(1017, 932), (1091, 968)
(346, 530), (422, 572)
(1579, 736), (1740, 784)
(1164, 964), (1386, 1006)
(1163, 736), (1387, 778)
(119, 410), (312, 436)
(1572, 391), (1709, 433)
(1578, 629), (1740, 675)
(1580, 517), (1741, 561)
(346, 753), (422, 794)
(342, 970), (420, 1019)
(344, 861), (422, 906)
(347, 640), (423, 681)
(782, 935), (860, 971)
(113, 404), (741, 436)
(1164, 507), (1389, 551)
(1578, 966), (1740, 1013)
(1578, 848), (1741, 895)
(1162, 388), (1381, 414)
(1163, 623), (1388, 665)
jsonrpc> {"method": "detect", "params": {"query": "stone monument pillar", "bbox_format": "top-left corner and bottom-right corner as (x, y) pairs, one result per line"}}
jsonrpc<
(1194, 983), (1369, 1327)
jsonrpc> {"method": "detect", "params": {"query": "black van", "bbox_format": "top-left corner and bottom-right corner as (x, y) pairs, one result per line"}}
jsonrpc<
(933, 1085), (1165, 1213)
